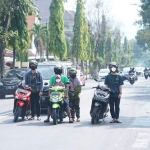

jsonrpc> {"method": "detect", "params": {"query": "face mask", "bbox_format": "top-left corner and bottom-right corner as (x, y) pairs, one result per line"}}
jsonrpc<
(70, 74), (76, 79)
(30, 66), (36, 70)
(56, 79), (61, 83)
(111, 67), (116, 72)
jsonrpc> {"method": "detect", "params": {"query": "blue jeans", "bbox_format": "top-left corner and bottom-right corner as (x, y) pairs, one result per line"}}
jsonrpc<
(109, 97), (120, 119)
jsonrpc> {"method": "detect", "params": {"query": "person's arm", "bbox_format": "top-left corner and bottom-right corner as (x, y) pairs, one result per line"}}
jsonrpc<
(118, 85), (122, 98)
(104, 76), (109, 87)
(39, 73), (43, 96)
(25, 72), (29, 86)
(65, 84), (69, 97)
(118, 76), (124, 98)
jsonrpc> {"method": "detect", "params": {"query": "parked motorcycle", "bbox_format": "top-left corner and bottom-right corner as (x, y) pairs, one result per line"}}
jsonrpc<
(13, 74), (31, 122)
(90, 79), (110, 124)
(144, 70), (149, 79)
(148, 69), (150, 77)
(49, 86), (66, 125)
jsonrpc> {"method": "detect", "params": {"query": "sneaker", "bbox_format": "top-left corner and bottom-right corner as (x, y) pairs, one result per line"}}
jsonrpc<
(76, 118), (80, 122)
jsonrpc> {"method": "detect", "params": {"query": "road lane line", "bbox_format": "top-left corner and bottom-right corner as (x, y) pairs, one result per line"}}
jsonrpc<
(132, 133), (150, 149)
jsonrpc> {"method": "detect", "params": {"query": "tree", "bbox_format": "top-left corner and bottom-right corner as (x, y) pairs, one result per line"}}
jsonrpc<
(49, 0), (67, 60)
(30, 24), (47, 62)
(0, 0), (35, 76)
(138, 0), (150, 26)
(72, 0), (84, 64)
(8, 0), (35, 68)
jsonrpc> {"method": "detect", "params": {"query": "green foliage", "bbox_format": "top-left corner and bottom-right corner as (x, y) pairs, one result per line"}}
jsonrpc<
(49, 0), (67, 60)
(139, 0), (150, 26)
(30, 24), (47, 61)
(72, 0), (84, 60)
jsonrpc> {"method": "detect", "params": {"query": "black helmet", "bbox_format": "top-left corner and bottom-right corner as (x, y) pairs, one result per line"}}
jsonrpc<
(54, 65), (63, 75)
(109, 62), (118, 69)
(130, 67), (134, 70)
(69, 68), (77, 75)
(29, 60), (38, 68)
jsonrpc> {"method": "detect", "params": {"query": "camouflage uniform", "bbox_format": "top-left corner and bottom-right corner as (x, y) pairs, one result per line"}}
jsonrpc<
(69, 78), (81, 119)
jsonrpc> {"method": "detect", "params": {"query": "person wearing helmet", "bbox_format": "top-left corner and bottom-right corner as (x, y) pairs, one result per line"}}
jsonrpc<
(129, 67), (137, 80)
(68, 68), (82, 122)
(105, 62), (124, 123)
(25, 60), (43, 121)
(129, 67), (135, 74)
(144, 67), (148, 72)
(44, 65), (73, 123)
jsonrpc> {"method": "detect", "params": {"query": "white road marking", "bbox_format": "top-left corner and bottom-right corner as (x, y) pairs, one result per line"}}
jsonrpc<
(132, 133), (150, 149)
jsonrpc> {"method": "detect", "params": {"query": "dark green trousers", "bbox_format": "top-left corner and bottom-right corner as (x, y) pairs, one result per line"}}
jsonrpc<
(69, 99), (80, 118)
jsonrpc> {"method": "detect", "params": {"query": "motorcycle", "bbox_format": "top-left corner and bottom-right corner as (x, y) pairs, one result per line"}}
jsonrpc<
(144, 71), (149, 79)
(90, 79), (110, 124)
(13, 74), (31, 122)
(49, 86), (66, 125)
(129, 73), (135, 85)
(148, 69), (150, 77)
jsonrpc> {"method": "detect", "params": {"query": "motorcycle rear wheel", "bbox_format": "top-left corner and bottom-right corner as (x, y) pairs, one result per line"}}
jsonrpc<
(53, 108), (58, 125)
(91, 107), (100, 124)
(14, 106), (22, 122)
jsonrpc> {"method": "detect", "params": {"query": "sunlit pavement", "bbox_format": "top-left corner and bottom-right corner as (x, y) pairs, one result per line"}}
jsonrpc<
(0, 77), (150, 150)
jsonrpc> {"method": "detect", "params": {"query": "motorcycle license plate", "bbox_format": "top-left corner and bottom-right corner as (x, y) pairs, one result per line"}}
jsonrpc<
(6, 86), (15, 89)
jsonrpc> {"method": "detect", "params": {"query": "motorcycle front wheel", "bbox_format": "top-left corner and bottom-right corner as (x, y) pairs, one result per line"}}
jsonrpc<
(53, 108), (58, 125)
(91, 107), (100, 124)
(14, 105), (22, 122)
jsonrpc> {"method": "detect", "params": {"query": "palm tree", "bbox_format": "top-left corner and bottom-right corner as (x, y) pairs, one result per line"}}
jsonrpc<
(30, 23), (47, 62)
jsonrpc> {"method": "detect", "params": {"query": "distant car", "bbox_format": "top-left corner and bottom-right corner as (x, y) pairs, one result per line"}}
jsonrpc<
(99, 69), (109, 78)
(122, 67), (130, 76)
(0, 68), (29, 99)
(135, 67), (145, 77)
(76, 70), (85, 86)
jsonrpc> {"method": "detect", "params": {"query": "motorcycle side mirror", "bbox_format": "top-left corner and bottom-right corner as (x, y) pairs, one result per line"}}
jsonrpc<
(44, 82), (48, 85)
(16, 73), (23, 81)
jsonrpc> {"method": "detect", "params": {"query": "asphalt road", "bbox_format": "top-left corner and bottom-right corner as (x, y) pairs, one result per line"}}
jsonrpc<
(0, 77), (150, 150)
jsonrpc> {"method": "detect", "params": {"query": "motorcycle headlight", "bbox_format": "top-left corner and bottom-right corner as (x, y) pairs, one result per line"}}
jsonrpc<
(0, 82), (3, 86)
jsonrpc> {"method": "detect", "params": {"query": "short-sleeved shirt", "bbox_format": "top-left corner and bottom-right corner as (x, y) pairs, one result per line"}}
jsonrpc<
(49, 75), (69, 85)
(105, 74), (124, 97)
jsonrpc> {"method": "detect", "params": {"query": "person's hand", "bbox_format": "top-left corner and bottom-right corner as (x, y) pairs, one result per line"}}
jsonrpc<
(118, 94), (122, 98)
(39, 92), (43, 96)
(64, 94), (68, 98)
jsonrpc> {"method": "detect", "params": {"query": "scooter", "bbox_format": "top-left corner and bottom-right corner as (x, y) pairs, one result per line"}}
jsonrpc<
(129, 73), (135, 85)
(13, 74), (31, 122)
(49, 86), (66, 125)
(90, 79), (110, 124)
(144, 71), (149, 79)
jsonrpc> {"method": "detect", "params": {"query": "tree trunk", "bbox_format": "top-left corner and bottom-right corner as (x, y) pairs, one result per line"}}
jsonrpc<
(93, 61), (98, 79)
(13, 47), (16, 69)
(76, 58), (79, 69)
(0, 39), (6, 78)
(81, 60), (84, 71)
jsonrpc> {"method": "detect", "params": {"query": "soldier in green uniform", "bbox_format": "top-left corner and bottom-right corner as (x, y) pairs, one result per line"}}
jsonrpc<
(69, 69), (82, 122)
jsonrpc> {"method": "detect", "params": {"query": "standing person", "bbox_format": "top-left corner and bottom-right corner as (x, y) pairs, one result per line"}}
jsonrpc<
(25, 60), (43, 121)
(105, 62), (124, 123)
(44, 65), (73, 123)
(69, 69), (82, 122)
